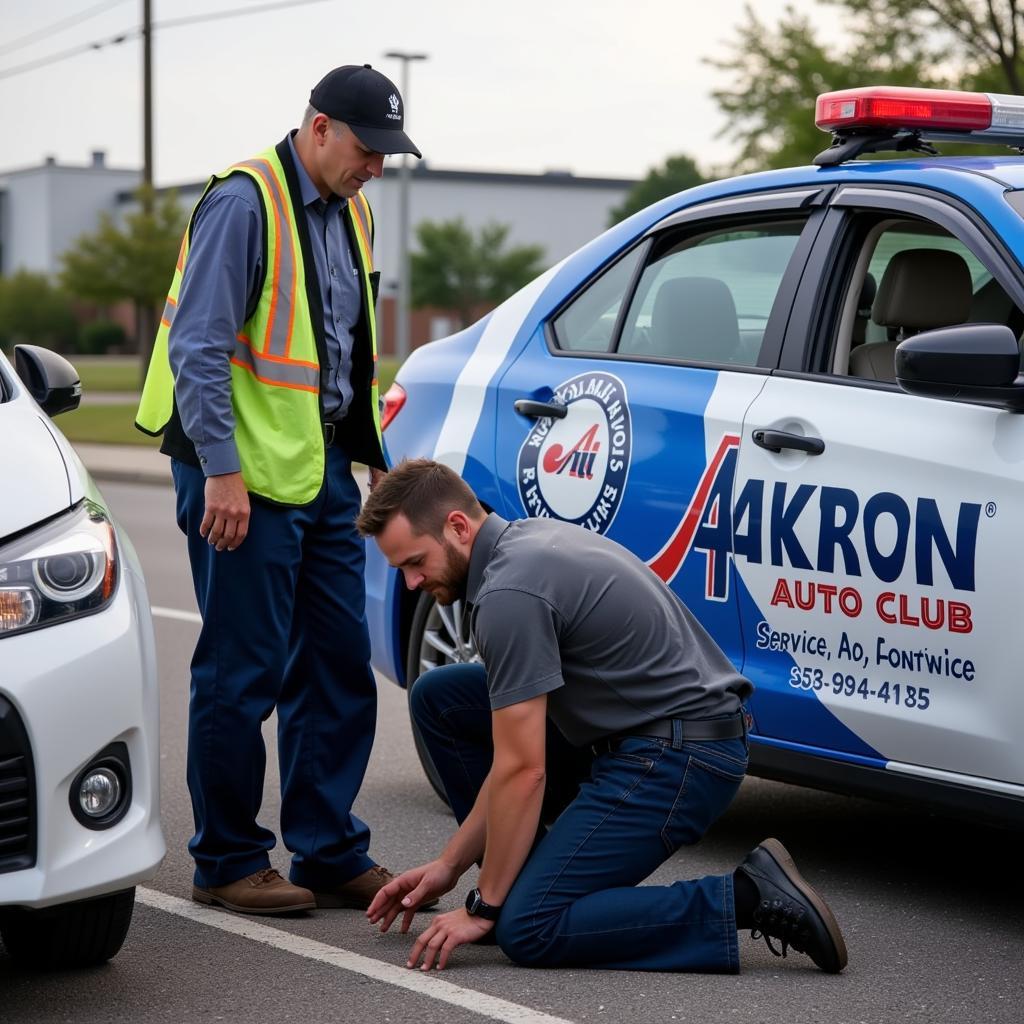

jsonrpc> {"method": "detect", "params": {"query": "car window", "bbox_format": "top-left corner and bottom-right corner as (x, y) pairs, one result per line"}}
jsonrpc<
(551, 244), (646, 353)
(842, 219), (1024, 380)
(616, 220), (805, 366)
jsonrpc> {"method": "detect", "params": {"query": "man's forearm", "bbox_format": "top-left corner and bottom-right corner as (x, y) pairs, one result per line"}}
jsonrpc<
(476, 762), (545, 906)
(438, 775), (491, 874)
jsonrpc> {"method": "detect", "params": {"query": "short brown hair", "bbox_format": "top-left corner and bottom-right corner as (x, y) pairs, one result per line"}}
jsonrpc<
(356, 458), (486, 538)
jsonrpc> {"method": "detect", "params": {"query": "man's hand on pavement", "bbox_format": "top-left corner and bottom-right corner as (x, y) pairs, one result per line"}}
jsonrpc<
(366, 859), (459, 935)
(407, 908), (495, 971)
(200, 472), (250, 551)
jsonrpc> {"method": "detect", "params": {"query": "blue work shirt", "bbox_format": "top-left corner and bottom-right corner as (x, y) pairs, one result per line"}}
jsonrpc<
(168, 133), (363, 476)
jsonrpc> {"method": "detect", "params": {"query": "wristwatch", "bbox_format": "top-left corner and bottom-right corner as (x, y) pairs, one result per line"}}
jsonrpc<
(464, 887), (502, 921)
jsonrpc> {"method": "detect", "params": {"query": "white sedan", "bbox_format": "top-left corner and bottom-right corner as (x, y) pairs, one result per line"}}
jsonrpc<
(0, 345), (164, 968)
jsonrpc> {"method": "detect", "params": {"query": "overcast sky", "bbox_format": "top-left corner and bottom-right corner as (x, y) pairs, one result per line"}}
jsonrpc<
(0, 0), (833, 185)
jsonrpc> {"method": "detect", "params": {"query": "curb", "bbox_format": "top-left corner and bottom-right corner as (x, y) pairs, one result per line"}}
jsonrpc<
(88, 466), (172, 486)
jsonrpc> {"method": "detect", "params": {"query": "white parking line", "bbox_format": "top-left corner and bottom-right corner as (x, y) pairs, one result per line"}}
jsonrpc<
(151, 606), (202, 624)
(136, 887), (573, 1024)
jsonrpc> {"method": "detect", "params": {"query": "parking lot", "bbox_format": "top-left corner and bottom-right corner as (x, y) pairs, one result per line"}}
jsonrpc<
(2, 478), (1020, 1023)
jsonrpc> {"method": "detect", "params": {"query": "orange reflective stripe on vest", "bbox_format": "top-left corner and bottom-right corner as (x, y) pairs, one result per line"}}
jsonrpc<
(231, 334), (320, 392)
(348, 193), (374, 270)
(232, 157), (299, 360)
(160, 294), (177, 331)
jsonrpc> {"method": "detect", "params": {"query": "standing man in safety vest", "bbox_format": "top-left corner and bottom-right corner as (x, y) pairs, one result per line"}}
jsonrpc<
(136, 65), (420, 915)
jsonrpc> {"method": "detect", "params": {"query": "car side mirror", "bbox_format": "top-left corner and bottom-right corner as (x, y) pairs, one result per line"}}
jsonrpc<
(895, 323), (1024, 412)
(13, 344), (82, 417)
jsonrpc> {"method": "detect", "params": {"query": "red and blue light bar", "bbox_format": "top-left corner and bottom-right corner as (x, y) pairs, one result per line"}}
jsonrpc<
(815, 86), (1024, 143)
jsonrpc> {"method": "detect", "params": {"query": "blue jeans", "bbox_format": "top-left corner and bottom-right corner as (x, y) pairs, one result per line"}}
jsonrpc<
(411, 663), (747, 972)
(172, 446), (377, 889)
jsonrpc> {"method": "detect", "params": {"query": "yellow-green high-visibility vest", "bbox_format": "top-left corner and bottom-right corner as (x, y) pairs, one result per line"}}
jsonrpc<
(136, 139), (383, 505)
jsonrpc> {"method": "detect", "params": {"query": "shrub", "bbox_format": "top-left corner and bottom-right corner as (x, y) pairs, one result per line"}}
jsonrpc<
(0, 271), (78, 352)
(77, 320), (127, 355)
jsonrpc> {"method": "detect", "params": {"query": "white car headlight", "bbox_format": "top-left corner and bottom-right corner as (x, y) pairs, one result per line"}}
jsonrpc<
(0, 501), (118, 639)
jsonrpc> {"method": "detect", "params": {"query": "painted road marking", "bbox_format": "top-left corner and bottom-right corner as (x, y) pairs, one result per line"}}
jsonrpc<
(136, 888), (574, 1024)
(151, 605), (202, 624)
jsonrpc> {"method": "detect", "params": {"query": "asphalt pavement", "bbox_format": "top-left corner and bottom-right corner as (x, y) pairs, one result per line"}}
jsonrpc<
(2, 466), (1022, 1023)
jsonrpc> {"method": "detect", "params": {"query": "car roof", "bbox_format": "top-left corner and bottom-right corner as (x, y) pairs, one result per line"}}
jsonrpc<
(604, 155), (1024, 247)
(534, 152), (1024, 329)
(694, 155), (1024, 200)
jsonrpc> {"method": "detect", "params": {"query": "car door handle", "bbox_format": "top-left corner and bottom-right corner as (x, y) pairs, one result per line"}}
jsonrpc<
(752, 429), (825, 455)
(514, 399), (568, 419)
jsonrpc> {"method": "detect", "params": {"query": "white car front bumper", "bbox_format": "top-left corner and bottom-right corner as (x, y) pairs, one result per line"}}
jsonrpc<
(0, 543), (165, 909)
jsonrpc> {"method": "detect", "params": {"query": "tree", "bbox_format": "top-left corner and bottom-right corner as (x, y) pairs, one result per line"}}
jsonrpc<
(607, 155), (706, 226)
(60, 184), (186, 354)
(0, 271), (77, 353)
(411, 219), (546, 329)
(710, 1), (1024, 174)
(841, 1), (1024, 93)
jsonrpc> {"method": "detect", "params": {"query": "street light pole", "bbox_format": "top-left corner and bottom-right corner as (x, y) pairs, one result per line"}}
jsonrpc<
(143, 0), (153, 193)
(384, 51), (427, 362)
(139, 0), (156, 377)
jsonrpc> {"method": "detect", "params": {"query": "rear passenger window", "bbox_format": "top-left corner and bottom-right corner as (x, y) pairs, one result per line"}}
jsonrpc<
(617, 221), (804, 366)
(551, 244), (646, 353)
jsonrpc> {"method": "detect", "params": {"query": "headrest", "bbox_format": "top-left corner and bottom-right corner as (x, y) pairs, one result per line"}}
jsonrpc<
(872, 248), (972, 329)
(857, 272), (876, 313)
(649, 276), (740, 363)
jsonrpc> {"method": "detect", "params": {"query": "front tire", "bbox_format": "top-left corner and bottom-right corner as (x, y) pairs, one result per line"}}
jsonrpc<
(0, 887), (136, 969)
(405, 591), (480, 808)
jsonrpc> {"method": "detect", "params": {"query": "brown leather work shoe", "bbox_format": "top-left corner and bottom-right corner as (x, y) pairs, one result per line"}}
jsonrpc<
(313, 865), (439, 911)
(192, 868), (316, 915)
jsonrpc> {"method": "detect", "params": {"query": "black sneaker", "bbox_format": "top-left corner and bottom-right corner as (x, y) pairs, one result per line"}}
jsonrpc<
(737, 838), (848, 973)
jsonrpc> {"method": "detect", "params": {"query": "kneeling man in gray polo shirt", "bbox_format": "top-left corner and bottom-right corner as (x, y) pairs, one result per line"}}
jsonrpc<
(359, 458), (846, 974)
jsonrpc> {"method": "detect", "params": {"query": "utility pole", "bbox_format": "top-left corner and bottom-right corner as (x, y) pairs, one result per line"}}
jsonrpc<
(143, 0), (152, 193)
(138, 0), (156, 377)
(384, 51), (427, 362)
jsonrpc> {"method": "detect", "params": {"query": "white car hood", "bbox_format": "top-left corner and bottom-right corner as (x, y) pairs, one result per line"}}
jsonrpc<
(0, 402), (75, 541)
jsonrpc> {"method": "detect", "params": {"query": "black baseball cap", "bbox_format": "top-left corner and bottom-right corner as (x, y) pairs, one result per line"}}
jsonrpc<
(309, 64), (422, 158)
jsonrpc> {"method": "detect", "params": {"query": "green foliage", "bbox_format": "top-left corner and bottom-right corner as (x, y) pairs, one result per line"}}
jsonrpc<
(0, 270), (78, 352)
(77, 321), (127, 356)
(59, 184), (186, 313)
(411, 219), (546, 329)
(711, 1), (1024, 173)
(839, 1), (1024, 93)
(608, 155), (706, 226)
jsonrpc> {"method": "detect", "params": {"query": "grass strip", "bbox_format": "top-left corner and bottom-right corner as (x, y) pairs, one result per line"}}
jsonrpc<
(57, 404), (159, 446)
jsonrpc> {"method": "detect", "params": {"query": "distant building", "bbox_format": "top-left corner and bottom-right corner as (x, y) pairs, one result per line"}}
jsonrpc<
(0, 152), (139, 281)
(0, 151), (636, 355)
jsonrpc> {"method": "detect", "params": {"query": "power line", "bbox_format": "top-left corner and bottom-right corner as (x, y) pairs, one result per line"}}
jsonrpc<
(0, 31), (137, 82)
(155, 0), (330, 32)
(0, 0), (129, 59)
(0, 0), (331, 82)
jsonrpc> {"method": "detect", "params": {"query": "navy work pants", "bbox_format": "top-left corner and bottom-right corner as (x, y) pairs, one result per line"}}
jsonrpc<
(172, 446), (377, 889)
(411, 663), (746, 971)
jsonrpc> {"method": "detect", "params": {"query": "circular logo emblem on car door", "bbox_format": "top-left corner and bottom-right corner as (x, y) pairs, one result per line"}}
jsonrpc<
(516, 371), (631, 534)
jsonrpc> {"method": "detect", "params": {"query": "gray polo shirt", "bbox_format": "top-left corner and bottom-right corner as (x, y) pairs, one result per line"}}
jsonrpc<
(467, 514), (753, 746)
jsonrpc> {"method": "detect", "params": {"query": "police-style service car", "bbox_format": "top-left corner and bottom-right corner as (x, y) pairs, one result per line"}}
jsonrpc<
(366, 87), (1024, 825)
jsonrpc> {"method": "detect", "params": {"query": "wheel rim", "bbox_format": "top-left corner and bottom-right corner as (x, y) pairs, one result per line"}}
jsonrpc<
(417, 596), (479, 674)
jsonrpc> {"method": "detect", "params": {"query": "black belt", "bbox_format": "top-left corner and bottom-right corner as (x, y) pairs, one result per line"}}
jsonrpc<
(323, 421), (340, 446)
(591, 712), (747, 756)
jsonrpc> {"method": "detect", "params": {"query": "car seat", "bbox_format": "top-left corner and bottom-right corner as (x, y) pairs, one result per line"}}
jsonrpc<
(848, 248), (972, 382)
(646, 276), (741, 363)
